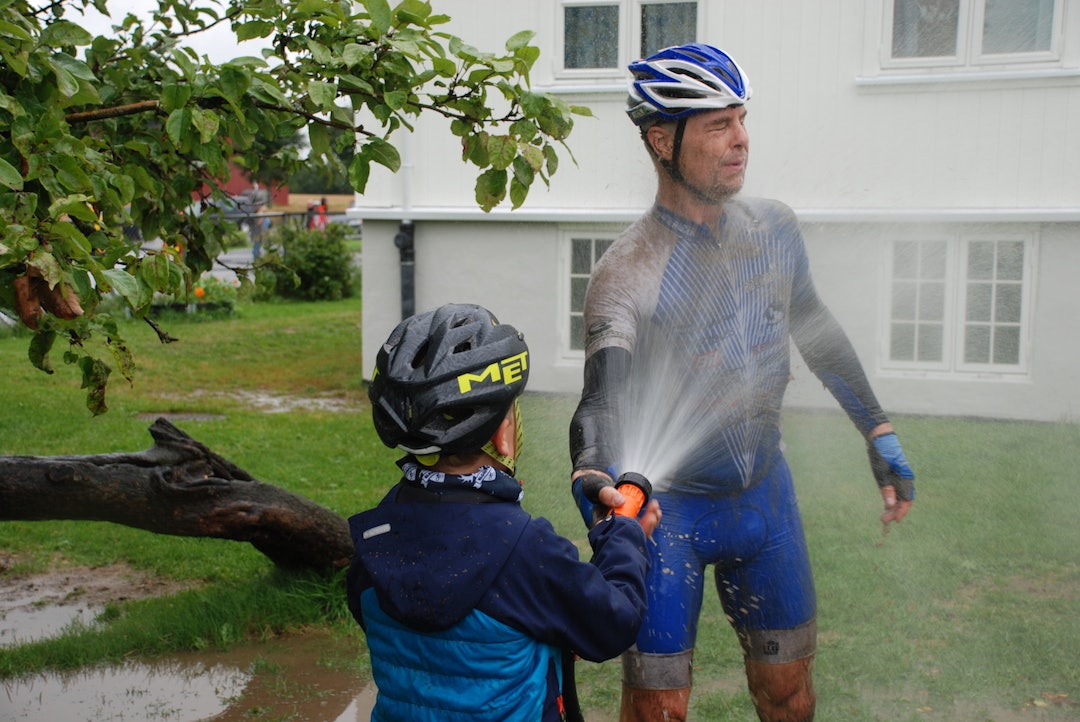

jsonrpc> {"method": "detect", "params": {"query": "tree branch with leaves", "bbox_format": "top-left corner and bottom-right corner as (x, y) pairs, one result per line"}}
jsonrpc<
(0, 0), (589, 414)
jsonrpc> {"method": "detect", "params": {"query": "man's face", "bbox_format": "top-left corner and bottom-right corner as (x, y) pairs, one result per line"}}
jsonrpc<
(665, 105), (750, 203)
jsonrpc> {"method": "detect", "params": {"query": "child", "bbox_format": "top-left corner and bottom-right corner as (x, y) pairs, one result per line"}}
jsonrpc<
(347, 303), (660, 721)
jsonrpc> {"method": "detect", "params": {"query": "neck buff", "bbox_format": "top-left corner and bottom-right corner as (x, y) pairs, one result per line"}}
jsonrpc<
(398, 458), (524, 503)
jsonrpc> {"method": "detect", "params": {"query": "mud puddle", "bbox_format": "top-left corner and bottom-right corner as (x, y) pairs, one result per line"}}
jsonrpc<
(0, 564), (374, 721)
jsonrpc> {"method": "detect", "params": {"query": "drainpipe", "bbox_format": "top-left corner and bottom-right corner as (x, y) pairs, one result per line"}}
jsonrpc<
(393, 220), (415, 320)
(395, 132), (416, 320)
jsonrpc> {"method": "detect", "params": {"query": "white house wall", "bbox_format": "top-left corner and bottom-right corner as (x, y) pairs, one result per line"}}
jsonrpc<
(354, 0), (1080, 422)
(361, 219), (585, 393)
(786, 222), (1080, 422)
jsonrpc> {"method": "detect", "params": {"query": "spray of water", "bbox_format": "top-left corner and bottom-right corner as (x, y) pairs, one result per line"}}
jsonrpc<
(613, 224), (788, 494)
(617, 337), (719, 492)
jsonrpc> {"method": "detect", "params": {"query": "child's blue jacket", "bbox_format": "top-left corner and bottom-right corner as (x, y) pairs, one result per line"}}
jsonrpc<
(347, 480), (649, 721)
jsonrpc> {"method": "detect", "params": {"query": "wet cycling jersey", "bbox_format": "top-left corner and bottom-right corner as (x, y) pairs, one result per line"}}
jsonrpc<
(572, 198), (889, 494)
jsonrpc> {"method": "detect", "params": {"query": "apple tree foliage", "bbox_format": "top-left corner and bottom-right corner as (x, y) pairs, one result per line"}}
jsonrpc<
(0, 0), (588, 413)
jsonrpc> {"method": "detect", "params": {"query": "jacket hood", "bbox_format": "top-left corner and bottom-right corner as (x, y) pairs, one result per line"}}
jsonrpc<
(349, 491), (529, 631)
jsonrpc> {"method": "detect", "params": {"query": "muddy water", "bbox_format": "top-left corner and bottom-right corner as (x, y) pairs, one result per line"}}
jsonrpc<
(1, 572), (375, 721)
(2, 635), (375, 721)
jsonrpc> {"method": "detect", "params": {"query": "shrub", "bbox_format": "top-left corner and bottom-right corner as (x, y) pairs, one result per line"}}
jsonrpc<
(261, 224), (354, 301)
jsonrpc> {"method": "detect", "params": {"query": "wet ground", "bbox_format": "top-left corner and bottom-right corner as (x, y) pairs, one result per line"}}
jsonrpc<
(0, 565), (375, 721)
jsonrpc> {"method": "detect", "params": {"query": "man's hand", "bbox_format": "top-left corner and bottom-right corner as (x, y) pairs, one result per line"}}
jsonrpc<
(879, 485), (913, 525)
(573, 470), (662, 535)
(867, 425), (915, 526)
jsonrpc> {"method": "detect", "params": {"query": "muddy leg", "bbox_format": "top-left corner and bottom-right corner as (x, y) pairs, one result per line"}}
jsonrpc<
(744, 655), (816, 722)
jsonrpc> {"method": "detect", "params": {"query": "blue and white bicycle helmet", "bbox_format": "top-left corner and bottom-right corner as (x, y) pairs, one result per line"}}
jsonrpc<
(627, 43), (752, 126)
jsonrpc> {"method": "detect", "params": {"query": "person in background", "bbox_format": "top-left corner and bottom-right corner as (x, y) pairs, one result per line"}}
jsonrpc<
(250, 205), (270, 260)
(348, 303), (661, 721)
(569, 44), (915, 722)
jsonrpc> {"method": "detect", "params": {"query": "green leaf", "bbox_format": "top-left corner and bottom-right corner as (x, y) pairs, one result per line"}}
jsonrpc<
(39, 21), (94, 47)
(49, 221), (93, 259)
(365, 138), (401, 172)
(77, 355), (111, 416)
(509, 175), (528, 209)
(161, 82), (192, 113)
(165, 108), (191, 147)
(348, 155), (371, 193)
(395, 0), (432, 25)
(235, 20), (274, 42)
(520, 143), (544, 172)
(28, 330), (57, 375)
(543, 144), (559, 176)
(308, 80), (338, 109)
(383, 90), (408, 110)
(512, 155), (535, 187)
(474, 168), (506, 212)
(52, 155), (93, 192)
(486, 135), (517, 171)
(218, 65), (251, 106)
(49, 195), (97, 223)
(432, 57), (457, 77)
(363, 0), (393, 36)
(0, 157), (24, 190)
(190, 108), (220, 144)
(103, 268), (142, 304)
(506, 30), (535, 52)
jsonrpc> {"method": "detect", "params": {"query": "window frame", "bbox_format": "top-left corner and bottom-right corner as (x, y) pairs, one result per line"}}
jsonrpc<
(558, 227), (621, 360)
(880, 226), (1037, 378)
(555, 0), (702, 81)
(878, 0), (1068, 75)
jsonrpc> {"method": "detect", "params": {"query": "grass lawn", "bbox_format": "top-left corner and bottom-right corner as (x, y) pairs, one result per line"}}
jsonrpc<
(1, 298), (1078, 720)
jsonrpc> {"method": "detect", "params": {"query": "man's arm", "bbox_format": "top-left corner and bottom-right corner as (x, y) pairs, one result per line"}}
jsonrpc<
(789, 274), (915, 523)
(570, 345), (634, 525)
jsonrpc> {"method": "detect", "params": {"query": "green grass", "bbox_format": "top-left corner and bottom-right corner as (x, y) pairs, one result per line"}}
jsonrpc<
(1, 300), (1078, 720)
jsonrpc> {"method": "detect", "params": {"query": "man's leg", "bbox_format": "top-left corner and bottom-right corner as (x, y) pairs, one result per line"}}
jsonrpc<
(619, 648), (694, 722)
(745, 655), (815, 722)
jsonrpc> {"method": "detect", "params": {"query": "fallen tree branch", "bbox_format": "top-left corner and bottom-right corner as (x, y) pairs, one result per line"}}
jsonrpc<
(0, 418), (353, 572)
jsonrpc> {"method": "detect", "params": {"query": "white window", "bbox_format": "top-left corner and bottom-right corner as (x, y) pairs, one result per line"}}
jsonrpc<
(559, 0), (699, 78)
(561, 231), (617, 356)
(885, 0), (1064, 70)
(885, 230), (1034, 375)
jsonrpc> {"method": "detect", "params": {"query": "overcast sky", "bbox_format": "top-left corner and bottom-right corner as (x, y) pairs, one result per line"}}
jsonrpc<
(73, 0), (272, 65)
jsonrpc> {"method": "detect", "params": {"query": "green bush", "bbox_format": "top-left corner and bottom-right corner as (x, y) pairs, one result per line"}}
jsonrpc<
(258, 224), (355, 301)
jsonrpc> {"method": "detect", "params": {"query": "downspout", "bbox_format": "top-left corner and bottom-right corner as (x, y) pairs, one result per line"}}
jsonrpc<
(395, 132), (416, 320)
(393, 219), (415, 320)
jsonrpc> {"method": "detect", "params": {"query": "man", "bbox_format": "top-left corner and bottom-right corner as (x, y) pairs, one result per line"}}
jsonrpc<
(569, 44), (915, 722)
(347, 303), (661, 721)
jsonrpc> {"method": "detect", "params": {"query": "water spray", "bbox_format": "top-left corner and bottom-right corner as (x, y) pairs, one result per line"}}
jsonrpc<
(612, 471), (652, 517)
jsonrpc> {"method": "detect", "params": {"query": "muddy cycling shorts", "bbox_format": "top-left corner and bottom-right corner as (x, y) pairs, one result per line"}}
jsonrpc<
(636, 453), (817, 663)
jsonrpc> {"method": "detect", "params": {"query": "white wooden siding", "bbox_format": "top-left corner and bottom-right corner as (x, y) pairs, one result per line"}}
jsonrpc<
(354, 0), (1080, 422)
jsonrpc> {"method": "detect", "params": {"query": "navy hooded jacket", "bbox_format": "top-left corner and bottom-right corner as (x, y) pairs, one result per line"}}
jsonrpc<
(347, 479), (650, 720)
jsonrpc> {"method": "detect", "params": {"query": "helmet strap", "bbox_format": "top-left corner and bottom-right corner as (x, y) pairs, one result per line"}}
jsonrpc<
(481, 399), (522, 476)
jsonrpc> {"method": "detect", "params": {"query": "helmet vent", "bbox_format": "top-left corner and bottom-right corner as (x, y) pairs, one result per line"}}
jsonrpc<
(410, 340), (431, 369)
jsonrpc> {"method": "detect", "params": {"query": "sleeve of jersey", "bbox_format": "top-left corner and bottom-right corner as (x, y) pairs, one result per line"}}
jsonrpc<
(788, 250), (889, 437)
(569, 345), (633, 472)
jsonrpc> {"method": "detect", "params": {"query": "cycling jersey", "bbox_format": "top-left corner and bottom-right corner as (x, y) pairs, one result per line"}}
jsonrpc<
(571, 198), (889, 494)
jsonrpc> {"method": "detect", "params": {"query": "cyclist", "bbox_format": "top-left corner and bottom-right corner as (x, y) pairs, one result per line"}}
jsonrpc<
(348, 303), (661, 721)
(569, 44), (915, 722)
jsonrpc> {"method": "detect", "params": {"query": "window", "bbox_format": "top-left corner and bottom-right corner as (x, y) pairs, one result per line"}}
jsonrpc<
(564, 5), (620, 69)
(560, 0), (698, 76)
(886, 231), (1033, 374)
(886, 0), (1062, 69)
(564, 233), (615, 353)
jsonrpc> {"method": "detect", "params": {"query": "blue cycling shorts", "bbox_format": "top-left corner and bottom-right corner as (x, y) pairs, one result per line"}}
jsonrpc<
(636, 453), (816, 660)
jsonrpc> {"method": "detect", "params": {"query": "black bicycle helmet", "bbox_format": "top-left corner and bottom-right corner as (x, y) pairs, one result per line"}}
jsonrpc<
(369, 303), (529, 456)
